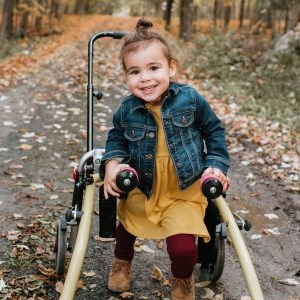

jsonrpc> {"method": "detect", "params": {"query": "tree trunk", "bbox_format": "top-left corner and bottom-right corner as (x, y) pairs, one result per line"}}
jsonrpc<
(213, 0), (218, 27)
(0, 0), (15, 39)
(239, 0), (245, 28)
(165, 0), (174, 31)
(35, 0), (45, 33)
(224, 0), (232, 31)
(21, 10), (29, 37)
(286, 0), (300, 32)
(179, 0), (194, 41)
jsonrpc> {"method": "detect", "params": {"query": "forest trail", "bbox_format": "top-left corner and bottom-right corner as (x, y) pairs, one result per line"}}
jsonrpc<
(0, 15), (299, 300)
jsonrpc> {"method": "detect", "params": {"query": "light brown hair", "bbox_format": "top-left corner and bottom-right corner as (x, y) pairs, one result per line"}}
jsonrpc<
(120, 18), (177, 71)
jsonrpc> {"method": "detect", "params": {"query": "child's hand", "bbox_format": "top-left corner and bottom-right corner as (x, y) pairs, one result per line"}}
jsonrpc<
(104, 160), (130, 199)
(202, 167), (229, 191)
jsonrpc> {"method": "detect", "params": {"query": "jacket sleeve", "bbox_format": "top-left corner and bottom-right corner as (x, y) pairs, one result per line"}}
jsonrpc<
(194, 90), (230, 174)
(99, 105), (131, 180)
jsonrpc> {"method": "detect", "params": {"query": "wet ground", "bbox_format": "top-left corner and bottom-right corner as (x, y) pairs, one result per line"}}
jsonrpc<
(0, 16), (299, 300)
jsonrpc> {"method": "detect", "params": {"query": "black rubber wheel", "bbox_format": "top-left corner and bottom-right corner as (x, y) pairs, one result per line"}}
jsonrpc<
(209, 231), (225, 281)
(68, 225), (78, 253)
(54, 218), (67, 275)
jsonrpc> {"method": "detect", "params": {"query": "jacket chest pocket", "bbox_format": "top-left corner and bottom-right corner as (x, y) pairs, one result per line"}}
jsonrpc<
(124, 126), (146, 141)
(171, 111), (194, 128)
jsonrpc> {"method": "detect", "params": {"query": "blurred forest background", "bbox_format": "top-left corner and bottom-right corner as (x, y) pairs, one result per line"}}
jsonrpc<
(0, 0), (299, 133)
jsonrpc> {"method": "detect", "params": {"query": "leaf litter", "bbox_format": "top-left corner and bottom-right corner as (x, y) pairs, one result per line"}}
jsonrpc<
(0, 14), (299, 300)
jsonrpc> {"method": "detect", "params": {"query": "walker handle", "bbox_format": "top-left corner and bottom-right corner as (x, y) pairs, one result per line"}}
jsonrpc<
(116, 167), (139, 192)
(199, 174), (230, 199)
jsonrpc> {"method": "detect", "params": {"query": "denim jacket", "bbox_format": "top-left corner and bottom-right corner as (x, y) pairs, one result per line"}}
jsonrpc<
(100, 82), (230, 199)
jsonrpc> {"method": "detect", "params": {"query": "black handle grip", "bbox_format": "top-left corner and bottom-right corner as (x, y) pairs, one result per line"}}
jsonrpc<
(199, 174), (223, 199)
(116, 168), (138, 192)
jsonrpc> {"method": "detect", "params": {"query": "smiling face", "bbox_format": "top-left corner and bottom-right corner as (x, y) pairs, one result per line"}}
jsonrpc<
(123, 41), (177, 105)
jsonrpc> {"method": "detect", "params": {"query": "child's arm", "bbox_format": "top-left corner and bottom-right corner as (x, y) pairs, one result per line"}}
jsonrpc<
(194, 90), (230, 183)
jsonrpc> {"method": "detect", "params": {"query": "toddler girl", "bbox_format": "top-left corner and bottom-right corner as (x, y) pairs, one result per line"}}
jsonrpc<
(100, 18), (230, 300)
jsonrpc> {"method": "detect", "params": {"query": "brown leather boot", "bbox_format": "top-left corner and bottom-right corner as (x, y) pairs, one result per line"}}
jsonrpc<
(108, 258), (132, 292)
(170, 273), (195, 300)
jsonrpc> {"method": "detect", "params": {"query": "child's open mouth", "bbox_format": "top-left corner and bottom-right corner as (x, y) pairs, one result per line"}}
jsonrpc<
(141, 85), (157, 93)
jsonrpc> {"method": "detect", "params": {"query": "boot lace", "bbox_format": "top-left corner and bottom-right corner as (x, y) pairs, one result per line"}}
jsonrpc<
(170, 277), (193, 294)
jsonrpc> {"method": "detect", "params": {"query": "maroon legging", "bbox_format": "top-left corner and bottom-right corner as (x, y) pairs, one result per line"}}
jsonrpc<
(114, 223), (198, 279)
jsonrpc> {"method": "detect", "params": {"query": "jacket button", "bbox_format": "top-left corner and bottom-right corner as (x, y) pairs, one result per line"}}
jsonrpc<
(176, 162), (182, 167)
(145, 154), (153, 159)
(147, 132), (155, 138)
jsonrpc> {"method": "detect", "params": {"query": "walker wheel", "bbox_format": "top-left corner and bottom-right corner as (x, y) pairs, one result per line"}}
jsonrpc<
(54, 218), (67, 275)
(199, 233), (225, 282)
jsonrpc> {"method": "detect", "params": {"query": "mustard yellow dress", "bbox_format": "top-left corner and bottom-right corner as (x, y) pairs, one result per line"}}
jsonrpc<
(118, 103), (210, 242)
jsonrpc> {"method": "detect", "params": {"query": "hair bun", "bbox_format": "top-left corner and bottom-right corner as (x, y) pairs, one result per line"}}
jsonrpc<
(136, 18), (153, 30)
(136, 18), (153, 37)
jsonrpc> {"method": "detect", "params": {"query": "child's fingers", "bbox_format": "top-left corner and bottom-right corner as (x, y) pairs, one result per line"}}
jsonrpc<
(104, 182), (120, 199)
(202, 167), (229, 191)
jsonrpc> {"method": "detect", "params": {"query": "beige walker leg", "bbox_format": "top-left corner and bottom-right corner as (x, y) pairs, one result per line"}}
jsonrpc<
(59, 182), (96, 300)
(214, 196), (264, 300)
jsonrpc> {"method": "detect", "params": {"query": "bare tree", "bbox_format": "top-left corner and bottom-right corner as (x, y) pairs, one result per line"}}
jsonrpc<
(179, 0), (194, 41)
(213, 0), (219, 27)
(165, 0), (174, 31)
(286, 0), (300, 31)
(224, 0), (232, 31)
(0, 0), (15, 39)
(239, 0), (245, 28)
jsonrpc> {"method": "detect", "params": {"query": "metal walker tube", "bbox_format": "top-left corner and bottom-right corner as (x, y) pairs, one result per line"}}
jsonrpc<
(214, 195), (264, 300)
(59, 175), (99, 300)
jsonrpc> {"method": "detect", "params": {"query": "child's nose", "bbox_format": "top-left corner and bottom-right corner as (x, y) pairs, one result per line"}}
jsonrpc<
(140, 71), (151, 82)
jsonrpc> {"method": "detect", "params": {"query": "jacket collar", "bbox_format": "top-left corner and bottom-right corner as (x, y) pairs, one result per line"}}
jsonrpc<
(129, 82), (180, 112)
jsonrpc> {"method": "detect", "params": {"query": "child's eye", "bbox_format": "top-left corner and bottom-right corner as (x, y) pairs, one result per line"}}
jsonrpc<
(128, 70), (139, 75)
(150, 66), (159, 71)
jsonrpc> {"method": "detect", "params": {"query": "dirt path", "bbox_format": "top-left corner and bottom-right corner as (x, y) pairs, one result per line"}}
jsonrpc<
(0, 15), (299, 300)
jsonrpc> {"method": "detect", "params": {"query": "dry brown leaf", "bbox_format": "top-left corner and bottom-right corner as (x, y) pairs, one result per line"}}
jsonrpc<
(151, 265), (163, 281)
(93, 235), (115, 242)
(156, 239), (164, 249)
(38, 264), (55, 276)
(6, 230), (21, 241)
(120, 291), (134, 298)
(83, 270), (96, 277)
(76, 279), (85, 290)
(13, 213), (24, 220)
(55, 281), (64, 293)
(17, 144), (32, 150)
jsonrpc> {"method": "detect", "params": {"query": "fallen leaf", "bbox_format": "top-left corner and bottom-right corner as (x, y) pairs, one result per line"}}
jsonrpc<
(0, 279), (6, 291)
(201, 287), (215, 298)
(38, 264), (55, 276)
(250, 234), (262, 240)
(55, 281), (64, 293)
(17, 144), (32, 150)
(140, 244), (155, 254)
(6, 230), (21, 241)
(13, 213), (24, 220)
(264, 213), (278, 220)
(120, 291), (134, 298)
(278, 278), (299, 286)
(93, 235), (115, 242)
(83, 270), (96, 277)
(156, 239), (164, 249)
(151, 265), (163, 281)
